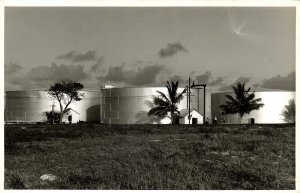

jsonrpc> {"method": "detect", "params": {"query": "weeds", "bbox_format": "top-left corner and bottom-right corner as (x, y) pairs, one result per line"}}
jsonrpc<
(4, 124), (295, 189)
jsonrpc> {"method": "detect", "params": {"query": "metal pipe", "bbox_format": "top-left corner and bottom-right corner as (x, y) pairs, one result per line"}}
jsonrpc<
(186, 86), (188, 109)
(203, 85), (206, 123)
(197, 89), (200, 112)
(191, 83), (206, 124)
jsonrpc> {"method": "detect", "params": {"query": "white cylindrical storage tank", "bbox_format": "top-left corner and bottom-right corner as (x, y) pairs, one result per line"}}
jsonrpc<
(190, 88), (211, 122)
(5, 90), (53, 123)
(211, 89), (295, 124)
(101, 86), (188, 124)
(5, 90), (101, 123)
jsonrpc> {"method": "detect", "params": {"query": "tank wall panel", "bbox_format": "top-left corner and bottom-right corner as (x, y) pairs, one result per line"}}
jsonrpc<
(211, 91), (295, 124)
(111, 103), (128, 111)
(101, 87), (188, 124)
(190, 89), (211, 120)
(5, 90), (101, 123)
(102, 104), (111, 111)
(104, 97), (119, 104)
(104, 111), (118, 119)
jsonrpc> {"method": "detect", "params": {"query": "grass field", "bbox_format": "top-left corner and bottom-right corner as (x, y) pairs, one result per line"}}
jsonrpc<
(4, 124), (295, 190)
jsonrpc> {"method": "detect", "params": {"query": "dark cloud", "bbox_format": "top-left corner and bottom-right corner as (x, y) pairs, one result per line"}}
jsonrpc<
(251, 82), (262, 88)
(57, 50), (96, 62)
(5, 62), (24, 90)
(168, 74), (184, 83)
(131, 65), (164, 85)
(99, 63), (164, 85)
(158, 71), (223, 87)
(189, 70), (196, 77)
(236, 77), (251, 83)
(7, 63), (89, 89)
(260, 72), (295, 91)
(30, 63), (88, 82)
(219, 76), (251, 91)
(195, 71), (211, 84)
(100, 63), (126, 83)
(5, 62), (22, 75)
(132, 60), (154, 66)
(89, 56), (104, 72)
(193, 71), (223, 86)
(158, 42), (187, 58)
(208, 77), (223, 86)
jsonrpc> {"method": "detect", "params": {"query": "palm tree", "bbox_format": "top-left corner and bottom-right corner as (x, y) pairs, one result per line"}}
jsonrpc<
(281, 99), (295, 123)
(148, 81), (186, 124)
(219, 82), (264, 123)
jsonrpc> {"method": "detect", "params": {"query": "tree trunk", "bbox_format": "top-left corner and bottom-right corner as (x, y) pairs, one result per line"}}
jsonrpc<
(237, 113), (243, 124)
(59, 113), (63, 124)
(59, 104), (63, 124)
(51, 111), (54, 125)
(171, 112), (176, 125)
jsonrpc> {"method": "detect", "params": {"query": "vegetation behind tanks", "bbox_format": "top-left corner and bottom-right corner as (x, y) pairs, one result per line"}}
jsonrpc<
(5, 124), (295, 190)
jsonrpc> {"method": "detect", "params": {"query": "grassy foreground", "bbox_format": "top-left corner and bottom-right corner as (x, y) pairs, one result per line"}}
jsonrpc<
(5, 124), (295, 190)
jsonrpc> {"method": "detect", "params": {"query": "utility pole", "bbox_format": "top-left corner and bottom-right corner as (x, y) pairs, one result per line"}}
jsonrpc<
(186, 86), (188, 109)
(188, 77), (191, 125)
(51, 103), (55, 125)
(203, 84), (206, 122)
(197, 89), (200, 112)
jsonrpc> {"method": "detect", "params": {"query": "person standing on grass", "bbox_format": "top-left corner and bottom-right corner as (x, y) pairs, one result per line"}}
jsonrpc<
(214, 116), (218, 124)
(205, 117), (209, 124)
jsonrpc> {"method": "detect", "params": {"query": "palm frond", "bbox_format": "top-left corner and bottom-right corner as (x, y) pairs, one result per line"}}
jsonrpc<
(148, 106), (168, 117)
(153, 97), (169, 107)
(281, 99), (295, 123)
(175, 88), (186, 103)
(219, 81), (264, 117)
(156, 91), (171, 104)
(148, 81), (184, 124)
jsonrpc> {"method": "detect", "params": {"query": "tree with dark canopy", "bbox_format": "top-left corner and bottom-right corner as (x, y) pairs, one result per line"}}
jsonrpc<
(48, 81), (84, 124)
(219, 82), (264, 122)
(148, 81), (186, 124)
(281, 99), (295, 123)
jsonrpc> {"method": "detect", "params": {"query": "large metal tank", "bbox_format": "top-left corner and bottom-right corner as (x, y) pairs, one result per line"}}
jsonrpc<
(100, 86), (211, 124)
(211, 89), (295, 124)
(5, 90), (100, 123)
(189, 88), (211, 122)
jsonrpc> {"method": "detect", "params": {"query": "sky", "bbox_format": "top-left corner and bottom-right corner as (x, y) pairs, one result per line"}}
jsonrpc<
(4, 7), (296, 91)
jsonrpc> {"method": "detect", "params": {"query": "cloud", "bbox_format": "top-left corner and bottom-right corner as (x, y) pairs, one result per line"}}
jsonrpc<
(208, 77), (223, 86)
(29, 63), (88, 82)
(260, 72), (295, 91)
(236, 77), (251, 84)
(5, 62), (22, 75)
(219, 76), (251, 91)
(168, 74), (184, 83)
(99, 63), (165, 85)
(157, 71), (224, 87)
(158, 42), (187, 58)
(193, 71), (223, 86)
(5, 62), (24, 90)
(130, 65), (165, 85)
(89, 56), (104, 72)
(195, 71), (211, 84)
(100, 63), (126, 83)
(57, 50), (96, 62)
(7, 63), (89, 89)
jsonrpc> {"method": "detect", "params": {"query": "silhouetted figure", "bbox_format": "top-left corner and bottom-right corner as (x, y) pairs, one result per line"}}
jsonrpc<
(205, 117), (209, 124)
(213, 116), (218, 124)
